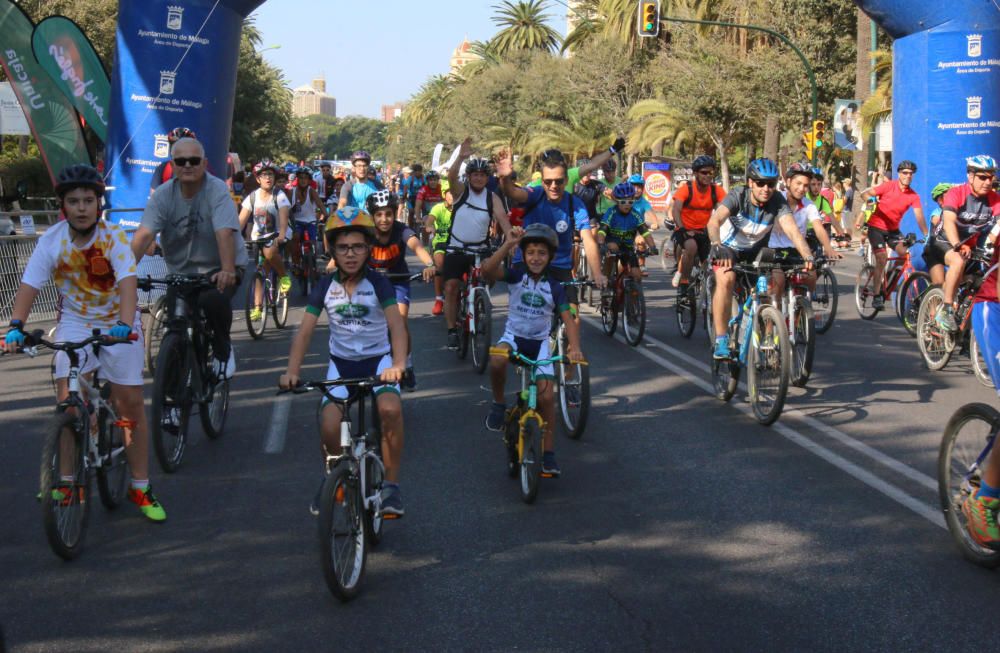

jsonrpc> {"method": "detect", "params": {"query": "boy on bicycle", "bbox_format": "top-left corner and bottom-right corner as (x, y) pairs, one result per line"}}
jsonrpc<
(596, 182), (657, 286)
(3, 165), (166, 521)
(278, 211), (409, 517)
(482, 224), (583, 478)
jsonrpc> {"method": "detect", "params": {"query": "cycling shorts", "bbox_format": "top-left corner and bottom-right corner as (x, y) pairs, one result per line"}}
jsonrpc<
(922, 235), (951, 268)
(711, 243), (767, 271)
(774, 248), (804, 265)
(672, 228), (711, 262)
(442, 252), (476, 282)
(53, 312), (145, 386)
(394, 283), (410, 306)
(323, 353), (398, 403)
(432, 237), (449, 254)
(497, 331), (554, 380)
(972, 302), (1000, 397)
(867, 227), (902, 253)
(604, 239), (640, 270)
(293, 221), (317, 243)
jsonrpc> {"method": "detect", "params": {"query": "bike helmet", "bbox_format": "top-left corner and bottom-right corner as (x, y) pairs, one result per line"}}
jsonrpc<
(55, 164), (106, 198)
(897, 160), (918, 173)
(167, 126), (196, 143)
(366, 189), (398, 213)
(325, 206), (375, 242)
(692, 155), (716, 171)
(253, 159), (277, 175)
(785, 160), (813, 179)
(628, 173), (644, 185)
(810, 167), (824, 181)
(746, 158), (780, 182)
(967, 154), (997, 173)
(519, 223), (558, 254)
(351, 150), (372, 164)
(425, 170), (440, 181)
(931, 182), (953, 200)
(466, 157), (490, 174)
(367, 165), (377, 175)
(294, 166), (312, 177)
(612, 181), (637, 200)
(282, 162), (296, 174)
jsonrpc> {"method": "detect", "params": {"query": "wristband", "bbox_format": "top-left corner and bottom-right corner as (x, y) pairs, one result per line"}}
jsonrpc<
(8, 319), (23, 330)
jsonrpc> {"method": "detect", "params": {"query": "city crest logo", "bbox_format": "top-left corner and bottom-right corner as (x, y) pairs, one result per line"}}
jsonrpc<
(166, 6), (184, 31)
(521, 292), (546, 309)
(967, 34), (982, 58)
(154, 134), (169, 158)
(967, 96), (982, 120)
(159, 71), (176, 96)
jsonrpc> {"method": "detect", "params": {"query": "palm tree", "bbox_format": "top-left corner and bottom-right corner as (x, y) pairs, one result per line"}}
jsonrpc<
(525, 115), (612, 160)
(489, 0), (562, 57)
(859, 49), (892, 137)
(455, 40), (503, 80)
(402, 74), (461, 131)
(627, 98), (693, 156)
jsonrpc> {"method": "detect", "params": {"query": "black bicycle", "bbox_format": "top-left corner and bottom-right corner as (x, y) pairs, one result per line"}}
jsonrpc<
(139, 275), (231, 473)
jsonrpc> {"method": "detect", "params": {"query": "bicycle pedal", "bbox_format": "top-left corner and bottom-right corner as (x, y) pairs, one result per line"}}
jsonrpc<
(381, 512), (401, 520)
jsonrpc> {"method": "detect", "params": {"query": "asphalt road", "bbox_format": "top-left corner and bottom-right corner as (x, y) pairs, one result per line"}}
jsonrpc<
(1, 246), (997, 653)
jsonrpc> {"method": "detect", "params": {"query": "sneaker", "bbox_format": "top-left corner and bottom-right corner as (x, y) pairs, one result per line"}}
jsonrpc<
(432, 298), (444, 316)
(402, 367), (416, 392)
(50, 484), (81, 506)
(309, 475), (324, 516)
(128, 486), (166, 522)
(541, 451), (561, 478)
(249, 306), (263, 322)
(872, 295), (884, 310)
(486, 402), (506, 431)
(447, 329), (459, 351)
(640, 265), (649, 277)
(713, 335), (731, 360)
(962, 491), (1000, 549)
(672, 271), (681, 287)
(935, 305), (958, 332)
(380, 483), (404, 518)
(278, 275), (292, 295)
(212, 346), (237, 380)
(161, 408), (181, 434)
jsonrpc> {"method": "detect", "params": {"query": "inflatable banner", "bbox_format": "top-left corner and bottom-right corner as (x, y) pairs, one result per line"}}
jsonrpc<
(32, 16), (111, 143)
(0, 0), (92, 184)
(104, 0), (265, 225)
(856, 0), (1000, 246)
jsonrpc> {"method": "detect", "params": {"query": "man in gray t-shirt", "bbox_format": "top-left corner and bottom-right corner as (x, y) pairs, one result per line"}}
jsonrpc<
(132, 137), (246, 377)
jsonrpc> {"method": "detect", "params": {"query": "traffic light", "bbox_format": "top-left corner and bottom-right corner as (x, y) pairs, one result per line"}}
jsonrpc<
(812, 120), (826, 149)
(637, 1), (660, 38)
(802, 129), (814, 161)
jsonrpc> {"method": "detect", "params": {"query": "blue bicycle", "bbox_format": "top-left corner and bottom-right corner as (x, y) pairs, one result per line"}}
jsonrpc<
(710, 249), (792, 425)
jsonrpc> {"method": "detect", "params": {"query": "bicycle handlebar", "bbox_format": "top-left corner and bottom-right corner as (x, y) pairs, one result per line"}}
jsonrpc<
(276, 377), (382, 395)
(137, 274), (216, 292)
(4, 329), (138, 358)
(488, 346), (587, 367)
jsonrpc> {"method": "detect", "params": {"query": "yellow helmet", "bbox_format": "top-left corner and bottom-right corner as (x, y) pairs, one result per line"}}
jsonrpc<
(325, 206), (375, 240)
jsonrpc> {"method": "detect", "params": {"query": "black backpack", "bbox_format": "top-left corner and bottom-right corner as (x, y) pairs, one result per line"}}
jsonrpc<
(682, 180), (723, 210)
(447, 185), (499, 246)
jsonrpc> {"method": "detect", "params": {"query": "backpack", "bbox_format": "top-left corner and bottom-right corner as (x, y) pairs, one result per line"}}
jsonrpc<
(682, 180), (723, 210)
(447, 185), (498, 246)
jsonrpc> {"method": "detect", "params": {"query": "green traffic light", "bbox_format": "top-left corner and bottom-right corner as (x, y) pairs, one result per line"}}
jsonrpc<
(645, 22), (653, 30)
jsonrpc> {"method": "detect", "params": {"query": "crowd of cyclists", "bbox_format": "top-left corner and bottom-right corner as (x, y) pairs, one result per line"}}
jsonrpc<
(3, 124), (1000, 567)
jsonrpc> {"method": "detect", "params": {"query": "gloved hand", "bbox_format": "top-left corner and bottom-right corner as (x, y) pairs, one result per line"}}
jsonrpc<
(709, 244), (732, 262)
(4, 325), (25, 347)
(610, 137), (626, 154)
(109, 321), (132, 340)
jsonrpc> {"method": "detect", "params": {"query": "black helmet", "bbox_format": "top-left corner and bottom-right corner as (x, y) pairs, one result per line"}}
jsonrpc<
(366, 189), (398, 213)
(466, 157), (490, 174)
(692, 155), (716, 171)
(785, 160), (813, 179)
(55, 164), (106, 198)
(520, 223), (558, 253)
(897, 160), (918, 173)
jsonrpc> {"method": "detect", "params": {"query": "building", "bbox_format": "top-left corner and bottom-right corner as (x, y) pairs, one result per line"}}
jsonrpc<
(292, 77), (336, 118)
(381, 102), (406, 123)
(565, 0), (592, 39)
(449, 37), (481, 73)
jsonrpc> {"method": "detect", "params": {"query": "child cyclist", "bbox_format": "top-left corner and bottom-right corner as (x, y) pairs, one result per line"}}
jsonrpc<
(483, 224), (583, 478)
(596, 182), (657, 285)
(426, 188), (454, 316)
(3, 164), (166, 521)
(366, 190), (436, 390)
(279, 210), (409, 517)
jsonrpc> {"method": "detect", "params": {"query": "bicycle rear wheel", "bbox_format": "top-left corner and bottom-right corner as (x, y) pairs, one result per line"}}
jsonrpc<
(790, 297), (816, 388)
(622, 279), (646, 346)
(711, 317), (740, 402)
(813, 266), (838, 334)
(675, 281), (696, 338)
(854, 264), (879, 320)
(150, 333), (192, 473)
(600, 291), (618, 336)
(471, 292), (492, 374)
(144, 297), (167, 375)
(96, 406), (130, 510)
(896, 271), (930, 337)
(318, 461), (367, 602)
(938, 403), (1000, 568)
(519, 415), (543, 504)
(971, 331), (995, 388)
(40, 412), (90, 560)
(272, 272), (289, 329)
(916, 286), (955, 371)
(245, 271), (267, 339)
(748, 305), (791, 425)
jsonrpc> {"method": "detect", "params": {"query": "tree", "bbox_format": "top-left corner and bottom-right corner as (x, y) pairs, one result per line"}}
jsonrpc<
(316, 116), (388, 161)
(488, 0), (562, 57)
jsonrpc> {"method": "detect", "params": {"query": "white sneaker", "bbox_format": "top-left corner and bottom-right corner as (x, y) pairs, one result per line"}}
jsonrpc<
(672, 271), (681, 288)
(213, 347), (236, 380)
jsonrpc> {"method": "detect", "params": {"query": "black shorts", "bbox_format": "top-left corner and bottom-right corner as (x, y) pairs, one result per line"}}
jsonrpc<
(510, 263), (577, 305)
(442, 253), (475, 281)
(921, 235), (951, 268)
(867, 227), (902, 252)
(604, 240), (641, 270)
(672, 228), (711, 262)
(711, 243), (768, 270)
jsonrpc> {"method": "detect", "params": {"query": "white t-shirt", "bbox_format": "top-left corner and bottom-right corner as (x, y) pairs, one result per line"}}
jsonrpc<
(448, 186), (494, 247)
(290, 186), (318, 224)
(242, 188), (292, 239)
(22, 221), (137, 330)
(769, 192), (820, 248)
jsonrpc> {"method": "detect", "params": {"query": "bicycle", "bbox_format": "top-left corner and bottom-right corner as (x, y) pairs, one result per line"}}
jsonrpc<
(278, 377), (387, 602)
(549, 279), (594, 439)
(9, 330), (137, 560)
(491, 346), (584, 503)
(675, 260), (707, 339)
(292, 226), (321, 297)
(777, 258), (822, 388)
(938, 402), (1000, 567)
(812, 257), (839, 335)
(710, 250), (792, 425)
(896, 266), (932, 337)
(244, 232), (289, 339)
(448, 245), (494, 374)
(139, 275), (230, 473)
(853, 232), (918, 320)
(599, 246), (655, 347)
(574, 235), (596, 308)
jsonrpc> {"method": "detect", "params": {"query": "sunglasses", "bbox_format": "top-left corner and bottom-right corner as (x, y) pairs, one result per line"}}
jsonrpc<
(974, 173), (996, 182)
(173, 156), (203, 167)
(334, 243), (369, 255)
(541, 178), (566, 187)
(697, 169), (715, 176)
(751, 179), (777, 189)
(616, 199), (635, 205)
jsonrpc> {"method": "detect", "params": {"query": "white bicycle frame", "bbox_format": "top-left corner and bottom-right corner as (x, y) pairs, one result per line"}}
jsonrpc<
(328, 412), (386, 517)
(464, 250), (492, 338)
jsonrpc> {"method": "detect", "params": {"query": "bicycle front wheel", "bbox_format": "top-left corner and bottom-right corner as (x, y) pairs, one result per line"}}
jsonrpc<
(96, 408), (130, 510)
(144, 297), (168, 375)
(813, 266), (838, 334)
(318, 462), (367, 601)
(703, 273), (717, 346)
(600, 292), (618, 336)
(40, 412), (90, 560)
(675, 281), (696, 338)
(790, 298), (816, 388)
(747, 305), (791, 425)
(854, 265), (879, 320)
(245, 271), (267, 339)
(938, 403), (1000, 568)
(554, 324), (590, 439)
(916, 286), (955, 371)
(457, 292), (470, 360)
(150, 333), (192, 473)
(897, 271), (931, 337)
(272, 272), (289, 329)
(471, 292), (492, 374)
(622, 280), (646, 346)
(519, 415), (543, 504)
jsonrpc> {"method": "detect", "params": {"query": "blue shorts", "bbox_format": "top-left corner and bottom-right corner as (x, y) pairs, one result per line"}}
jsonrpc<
(394, 283), (410, 306)
(972, 302), (1000, 397)
(293, 221), (318, 242)
(498, 331), (554, 379)
(323, 353), (399, 403)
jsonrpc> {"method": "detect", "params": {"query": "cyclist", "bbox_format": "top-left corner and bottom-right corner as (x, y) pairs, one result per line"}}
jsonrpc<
(279, 210), (408, 517)
(482, 224), (583, 479)
(627, 173), (660, 273)
(857, 160), (927, 309)
(316, 162), (335, 203)
(337, 150), (380, 211)
(526, 138), (626, 192)
(149, 127), (196, 192)
(671, 155), (724, 288)
(572, 158), (607, 228)
(597, 181), (656, 285)
(413, 170), (444, 241)
(133, 137), (247, 379)
(367, 190), (437, 391)
(707, 158), (813, 359)
(442, 139), (514, 350)
(237, 160), (293, 321)
(805, 169), (836, 238)
(920, 182), (955, 286)
(400, 164), (426, 229)
(426, 189), (454, 316)
(6, 164), (165, 521)
(935, 155), (1000, 331)
(289, 166), (325, 268)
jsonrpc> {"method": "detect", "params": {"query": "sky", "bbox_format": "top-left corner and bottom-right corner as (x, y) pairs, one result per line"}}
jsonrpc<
(250, 0), (570, 119)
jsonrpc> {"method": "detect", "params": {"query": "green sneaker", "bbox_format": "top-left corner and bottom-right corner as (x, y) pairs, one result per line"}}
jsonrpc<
(962, 491), (1000, 549)
(128, 486), (167, 523)
(249, 306), (263, 322)
(279, 275), (292, 294)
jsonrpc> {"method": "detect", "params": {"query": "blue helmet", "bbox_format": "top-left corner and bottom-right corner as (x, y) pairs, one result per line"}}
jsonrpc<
(612, 181), (636, 199)
(628, 173), (644, 185)
(967, 154), (997, 173)
(746, 158), (780, 182)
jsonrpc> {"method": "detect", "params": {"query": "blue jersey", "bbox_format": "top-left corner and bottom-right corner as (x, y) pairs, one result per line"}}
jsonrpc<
(633, 197), (653, 216)
(342, 178), (380, 209)
(598, 207), (649, 247)
(401, 176), (426, 207)
(503, 268), (570, 340)
(512, 186), (590, 270)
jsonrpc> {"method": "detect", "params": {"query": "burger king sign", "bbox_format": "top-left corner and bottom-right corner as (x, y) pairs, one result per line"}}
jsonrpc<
(641, 162), (673, 211)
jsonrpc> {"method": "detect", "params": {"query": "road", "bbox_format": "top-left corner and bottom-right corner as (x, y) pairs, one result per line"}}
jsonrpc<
(1, 247), (996, 652)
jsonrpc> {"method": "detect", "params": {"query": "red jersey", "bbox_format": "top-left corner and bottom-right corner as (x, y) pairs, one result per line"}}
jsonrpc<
(942, 182), (1000, 240)
(867, 180), (922, 231)
(974, 246), (1000, 304)
(415, 185), (443, 210)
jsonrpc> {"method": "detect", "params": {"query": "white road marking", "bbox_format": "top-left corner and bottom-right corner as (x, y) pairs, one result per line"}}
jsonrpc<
(264, 394), (293, 454)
